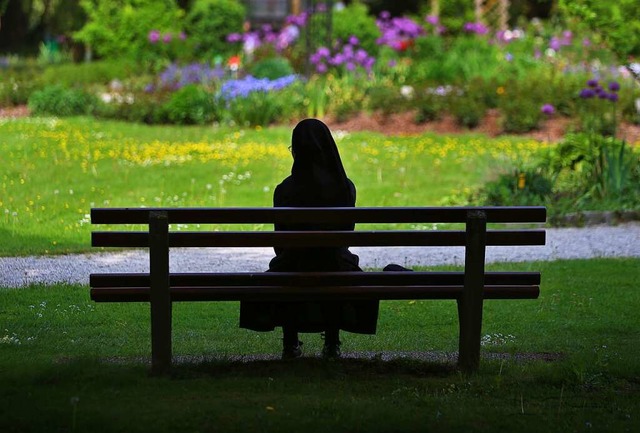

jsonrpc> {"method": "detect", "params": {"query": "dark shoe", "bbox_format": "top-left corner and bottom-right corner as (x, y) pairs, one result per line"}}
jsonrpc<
(321, 341), (341, 359)
(282, 341), (303, 359)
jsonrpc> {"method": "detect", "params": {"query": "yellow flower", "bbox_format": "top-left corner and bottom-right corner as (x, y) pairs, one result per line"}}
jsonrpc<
(496, 86), (505, 95)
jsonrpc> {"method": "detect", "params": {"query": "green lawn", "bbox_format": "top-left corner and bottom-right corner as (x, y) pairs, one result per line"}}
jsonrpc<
(1, 116), (549, 256)
(1, 258), (639, 432)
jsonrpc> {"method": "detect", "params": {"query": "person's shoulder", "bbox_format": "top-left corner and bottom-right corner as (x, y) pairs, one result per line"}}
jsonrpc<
(275, 176), (294, 192)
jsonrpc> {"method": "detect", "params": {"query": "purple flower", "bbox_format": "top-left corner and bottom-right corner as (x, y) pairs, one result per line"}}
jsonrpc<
(148, 30), (160, 43)
(162, 33), (172, 43)
(463, 22), (489, 35)
(317, 46), (331, 58)
(587, 79), (599, 88)
(425, 15), (439, 26)
(541, 104), (555, 115)
(608, 81), (620, 92)
(227, 33), (243, 43)
(331, 53), (345, 65)
(579, 88), (595, 99)
(179, 32), (187, 41)
(597, 91), (609, 99)
(549, 37), (561, 51)
(387, 59), (397, 68)
(505, 52), (514, 62)
(608, 93), (619, 102)
(316, 63), (327, 74)
(380, 11), (391, 20)
(219, 75), (298, 101)
(348, 36), (359, 46)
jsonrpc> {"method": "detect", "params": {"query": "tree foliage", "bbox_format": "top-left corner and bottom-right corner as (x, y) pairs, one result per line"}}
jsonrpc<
(559, 0), (640, 60)
(73, 0), (184, 62)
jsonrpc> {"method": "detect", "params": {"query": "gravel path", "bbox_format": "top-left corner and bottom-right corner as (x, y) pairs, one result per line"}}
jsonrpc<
(1, 223), (639, 288)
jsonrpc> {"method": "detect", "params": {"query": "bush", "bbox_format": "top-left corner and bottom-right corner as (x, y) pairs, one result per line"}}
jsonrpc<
(332, 2), (380, 55)
(449, 93), (486, 129)
(250, 57), (294, 80)
(74, 0), (184, 65)
(498, 81), (545, 133)
(94, 92), (170, 124)
(225, 92), (284, 127)
(40, 60), (138, 87)
(366, 83), (411, 118)
(479, 168), (553, 206)
(186, 0), (246, 59)
(163, 85), (217, 125)
(28, 85), (98, 116)
(413, 87), (446, 123)
(541, 133), (640, 204)
(0, 74), (42, 106)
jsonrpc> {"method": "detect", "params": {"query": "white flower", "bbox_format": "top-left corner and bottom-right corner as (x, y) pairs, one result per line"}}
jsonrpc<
(400, 85), (414, 99)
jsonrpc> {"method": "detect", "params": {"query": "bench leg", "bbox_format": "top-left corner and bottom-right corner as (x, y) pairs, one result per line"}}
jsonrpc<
(150, 211), (171, 375)
(458, 211), (487, 373)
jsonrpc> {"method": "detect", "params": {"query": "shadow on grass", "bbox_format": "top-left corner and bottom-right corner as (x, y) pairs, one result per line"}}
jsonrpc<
(172, 356), (459, 380)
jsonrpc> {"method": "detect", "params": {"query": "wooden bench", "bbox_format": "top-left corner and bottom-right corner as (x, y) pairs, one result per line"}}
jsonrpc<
(90, 206), (546, 374)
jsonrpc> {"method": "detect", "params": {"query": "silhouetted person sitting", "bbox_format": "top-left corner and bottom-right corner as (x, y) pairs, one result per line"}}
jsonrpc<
(239, 118), (379, 359)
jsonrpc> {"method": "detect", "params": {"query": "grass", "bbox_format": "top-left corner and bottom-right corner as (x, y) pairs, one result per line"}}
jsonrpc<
(0, 116), (550, 256)
(1, 258), (639, 432)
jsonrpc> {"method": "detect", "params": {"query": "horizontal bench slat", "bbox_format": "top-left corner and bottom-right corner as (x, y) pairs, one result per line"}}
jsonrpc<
(90, 271), (541, 287)
(90, 285), (539, 302)
(91, 206), (547, 225)
(92, 230), (545, 248)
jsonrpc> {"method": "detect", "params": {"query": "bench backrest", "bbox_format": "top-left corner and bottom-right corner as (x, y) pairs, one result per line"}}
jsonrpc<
(91, 206), (546, 249)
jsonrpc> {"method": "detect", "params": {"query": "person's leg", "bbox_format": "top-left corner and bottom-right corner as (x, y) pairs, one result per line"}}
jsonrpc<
(322, 327), (341, 359)
(282, 326), (302, 359)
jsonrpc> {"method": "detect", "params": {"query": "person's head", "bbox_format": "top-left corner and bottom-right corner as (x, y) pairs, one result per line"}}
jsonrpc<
(290, 118), (343, 174)
(289, 118), (352, 205)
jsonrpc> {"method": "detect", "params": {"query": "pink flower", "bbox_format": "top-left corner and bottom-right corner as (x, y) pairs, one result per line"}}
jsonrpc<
(162, 33), (172, 43)
(148, 30), (160, 44)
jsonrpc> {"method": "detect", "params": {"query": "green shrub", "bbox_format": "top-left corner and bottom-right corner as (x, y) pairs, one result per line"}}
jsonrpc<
(186, 0), (246, 59)
(619, 82), (640, 125)
(225, 92), (284, 127)
(303, 2), (380, 57)
(0, 75), (42, 106)
(449, 93), (486, 129)
(366, 83), (411, 118)
(163, 85), (217, 125)
(479, 168), (553, 206)
(94, 92), (170, 124)
(250, 57), (294, 80)
(332, 2), (380, 55)
(497, 80), (546, 133)
(40, 60), (138, 87)
(74, 0), (184, 65)
(413, 88), (446, 123)
(28, 85), (98, 116)
(500, 98), (542, 133)
(325, 75), (368, 122)
(542, 133), (640, 204)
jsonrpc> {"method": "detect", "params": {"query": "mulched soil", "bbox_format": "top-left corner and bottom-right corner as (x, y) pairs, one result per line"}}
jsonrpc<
(3, 104), (639, 143)
(325, 108), (640, 144)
